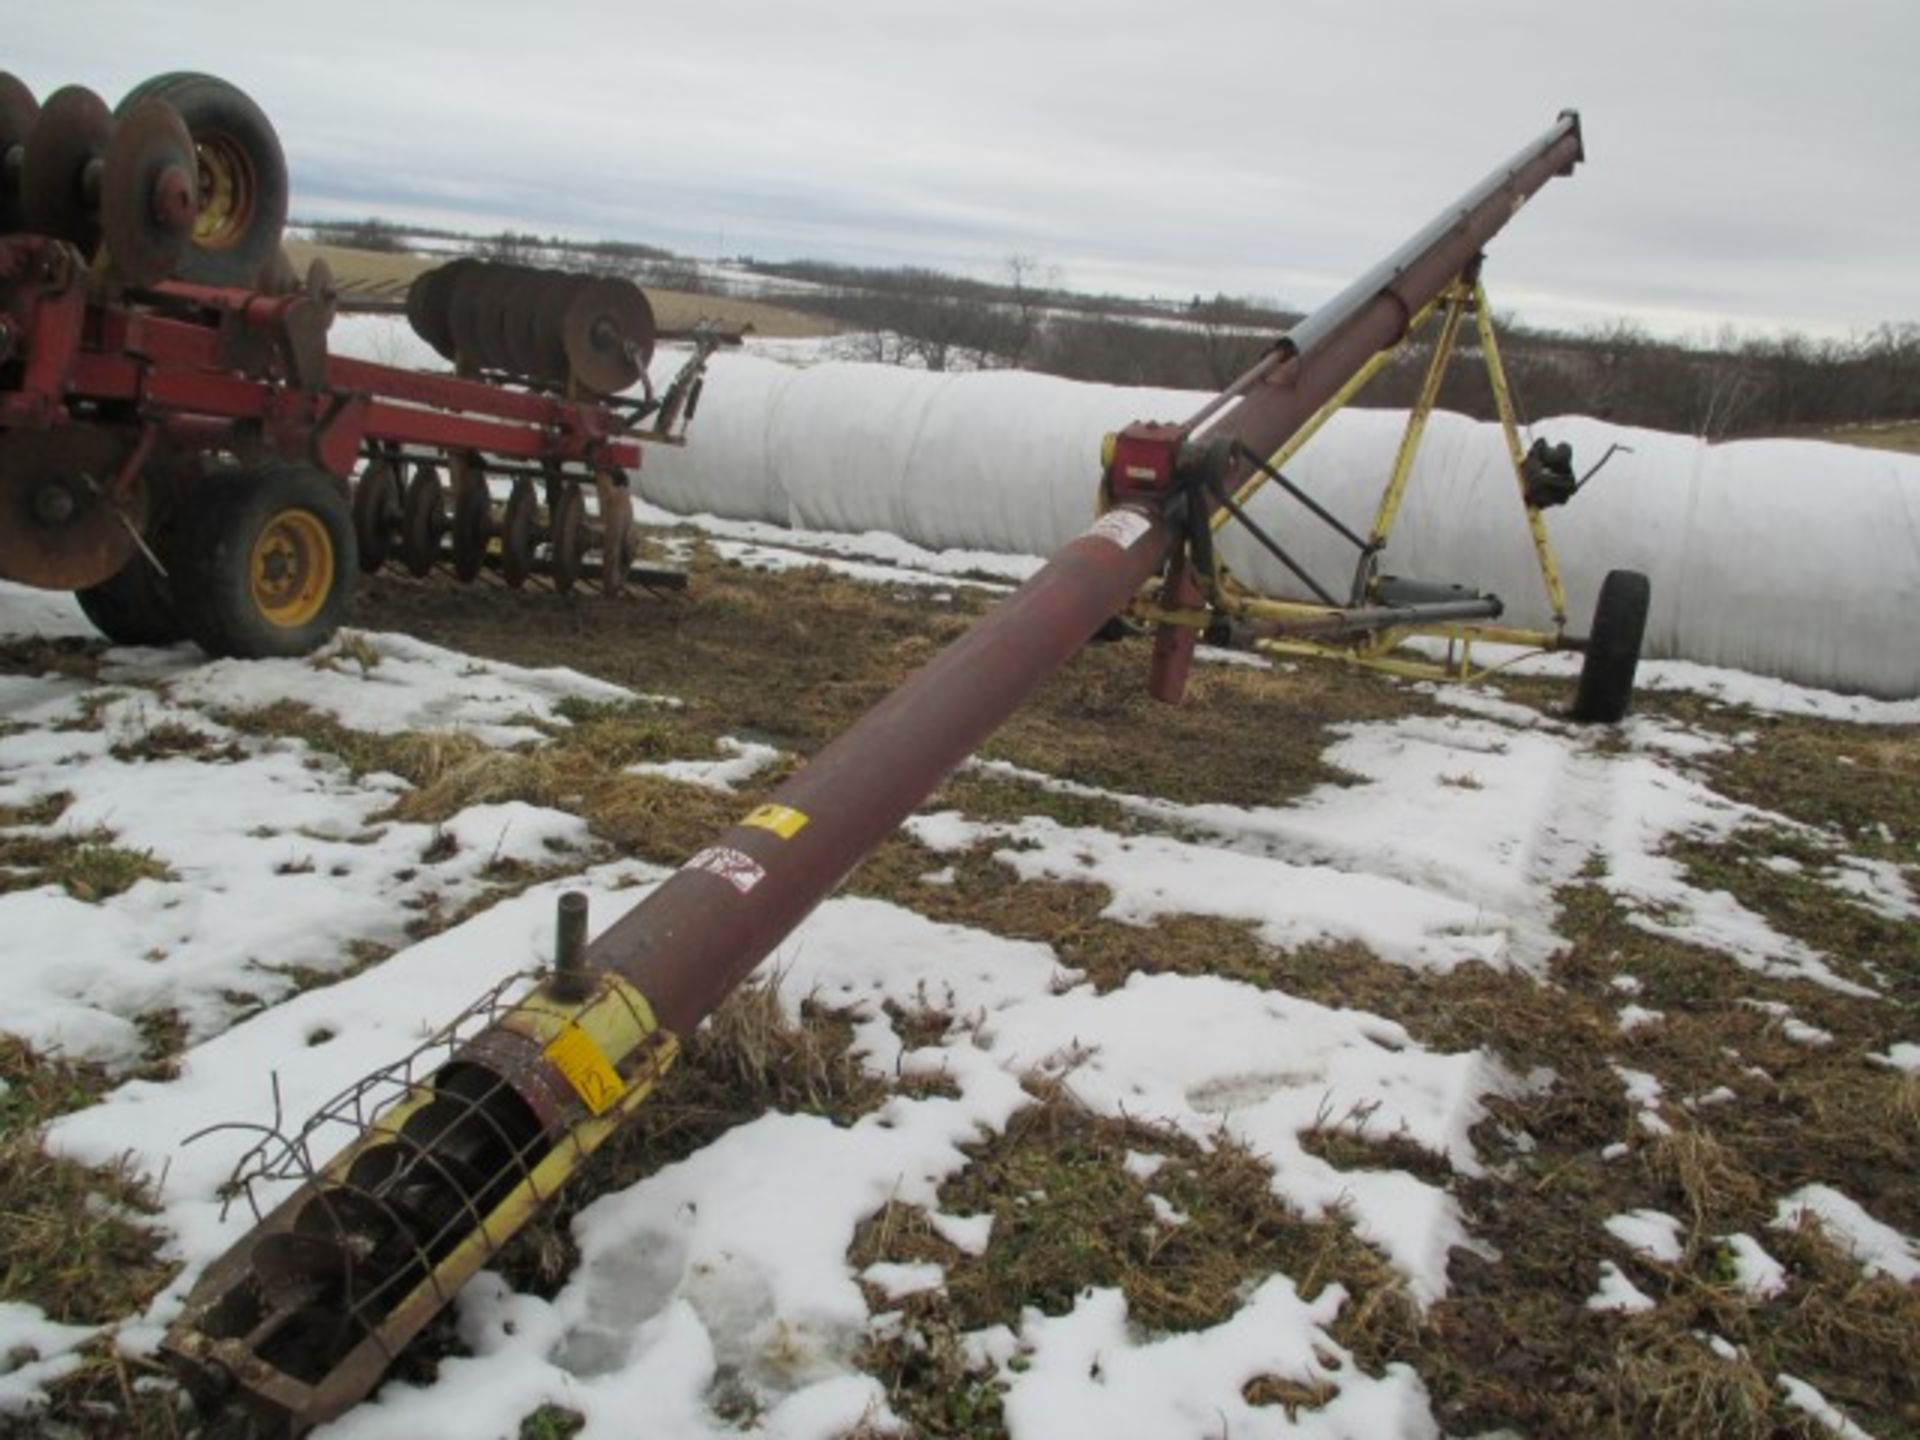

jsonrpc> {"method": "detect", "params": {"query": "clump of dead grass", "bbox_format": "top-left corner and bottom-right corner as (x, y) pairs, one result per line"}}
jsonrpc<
(107, 718), (244, 765)
(0, 791), (71, 828)
(0, 1042), (174, 1336)
(1642, 1127), (1764, 1240)
(0, 828), (176, 901)
(850, 1081), (1422, 1438)
(0, 636), (102, 680)
(0, 1133), (173, 1326)
(1600, 1327), (1781, 1439)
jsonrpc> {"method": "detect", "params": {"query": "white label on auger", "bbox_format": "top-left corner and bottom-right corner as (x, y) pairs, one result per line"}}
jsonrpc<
(684, 845), (766, 894)
(1087, 509), (1151, 551)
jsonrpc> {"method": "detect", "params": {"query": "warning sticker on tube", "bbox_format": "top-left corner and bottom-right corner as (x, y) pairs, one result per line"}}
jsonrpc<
(1087, 509), (1151, 550)
(685, 844), (767, 894)
(742, 803), (809, 840)
(546, 1022), (626, 1115)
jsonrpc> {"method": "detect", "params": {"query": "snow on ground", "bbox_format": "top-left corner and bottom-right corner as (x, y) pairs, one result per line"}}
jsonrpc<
(1772, 1185), (1920, 1283)
(628, 736), (784, 792)
(0, 629), (625, 1065)
(4, 556), (1916, 1436)
(1585, 1261), (1656, 1314)
(936, 704), (1872, 994)
(1779, 1372), (1879, 1440)
(629, 495), (1042, 590)
(1603, 1209), (1686, 1265)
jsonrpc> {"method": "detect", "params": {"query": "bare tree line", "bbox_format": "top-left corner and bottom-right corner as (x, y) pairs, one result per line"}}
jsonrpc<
(767, 259), (1920, 440)
(299, 219), (1916, 440)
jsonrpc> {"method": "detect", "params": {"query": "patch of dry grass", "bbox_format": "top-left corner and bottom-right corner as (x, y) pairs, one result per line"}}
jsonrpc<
(850, 1081), (1421, 1437)
(0, 635), (103, 680)
(0, 828), (176, 901)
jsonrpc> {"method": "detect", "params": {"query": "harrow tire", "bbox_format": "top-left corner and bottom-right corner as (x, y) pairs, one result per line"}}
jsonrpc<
(174, 463), (356, 659)
(1571, 569), (1650, 725)
(76, 554), (183, 647)
(117, 73), (287, 288)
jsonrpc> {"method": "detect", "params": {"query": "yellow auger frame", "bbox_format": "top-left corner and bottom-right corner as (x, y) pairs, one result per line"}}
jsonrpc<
(1130, 274), (1578, 686)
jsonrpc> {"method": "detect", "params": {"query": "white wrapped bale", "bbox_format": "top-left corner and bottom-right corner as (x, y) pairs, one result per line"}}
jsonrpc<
(639, 353), (1920, 698)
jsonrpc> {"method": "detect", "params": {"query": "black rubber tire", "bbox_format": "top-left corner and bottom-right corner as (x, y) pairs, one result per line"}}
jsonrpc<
(75, 554), (183, 647)
(1571, 569), (1650, 724)
(173, 463), (357, 659)
(116, 73), (287, 288)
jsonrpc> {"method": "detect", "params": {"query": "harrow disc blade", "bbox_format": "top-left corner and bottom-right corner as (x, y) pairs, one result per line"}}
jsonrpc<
(549, 484), (585, 594)
(100, 98), (198, 287)
(446, 261), (512, 370)
(596, 470), (632, 597)
(406, 257), (476, 361)
(449, 456), (492, 582)
(471, 264), (529, 373)
(400, 461), (446, 577)
(21, 85), (113, 255)
(529, 271), (587, 386)
(491, 267), (546, 379)
(500, 477), (536, 588)
(562, 276), (656, 395)
(352, 457), (402, 572)
(0, 73), (38, 234)
(0, 425), (144, 590)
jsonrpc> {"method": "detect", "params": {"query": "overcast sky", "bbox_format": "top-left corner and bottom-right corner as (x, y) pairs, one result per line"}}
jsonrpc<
(11, 1), (1916, 339)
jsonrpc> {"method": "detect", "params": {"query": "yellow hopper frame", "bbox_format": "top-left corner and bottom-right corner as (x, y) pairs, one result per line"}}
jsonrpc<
(1129, 271), (1587, 687)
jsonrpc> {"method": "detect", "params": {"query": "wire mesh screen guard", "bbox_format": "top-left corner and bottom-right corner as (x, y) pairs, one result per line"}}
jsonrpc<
(170, 967), (677, 1407)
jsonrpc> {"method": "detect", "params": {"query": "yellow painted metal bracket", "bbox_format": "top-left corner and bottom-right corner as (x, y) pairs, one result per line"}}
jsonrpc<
(1473, 282), (1569, 627)
(1140, 268), (1579, 691)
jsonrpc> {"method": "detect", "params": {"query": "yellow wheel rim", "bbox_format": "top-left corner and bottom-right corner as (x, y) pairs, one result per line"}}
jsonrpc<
(192, 134), (257, 251)
(249, 508), (333, 627)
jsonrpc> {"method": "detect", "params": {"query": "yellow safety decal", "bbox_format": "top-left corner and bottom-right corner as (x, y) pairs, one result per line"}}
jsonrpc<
(545, 1021), (627, 1115)
(743, 803), (810, 840)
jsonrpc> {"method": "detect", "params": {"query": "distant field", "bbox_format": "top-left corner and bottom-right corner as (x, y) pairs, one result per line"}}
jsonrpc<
(1820, 422), (1920, 454)
(286, 239), (840, 340)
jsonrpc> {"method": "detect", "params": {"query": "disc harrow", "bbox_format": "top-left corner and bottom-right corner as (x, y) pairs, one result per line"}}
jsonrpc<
(0, 67), (717, 657)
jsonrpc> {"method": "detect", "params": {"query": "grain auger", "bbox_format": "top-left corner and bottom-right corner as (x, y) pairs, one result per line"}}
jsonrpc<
(0, 69), (717, 657)
(162, 111), (1633, 1434)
